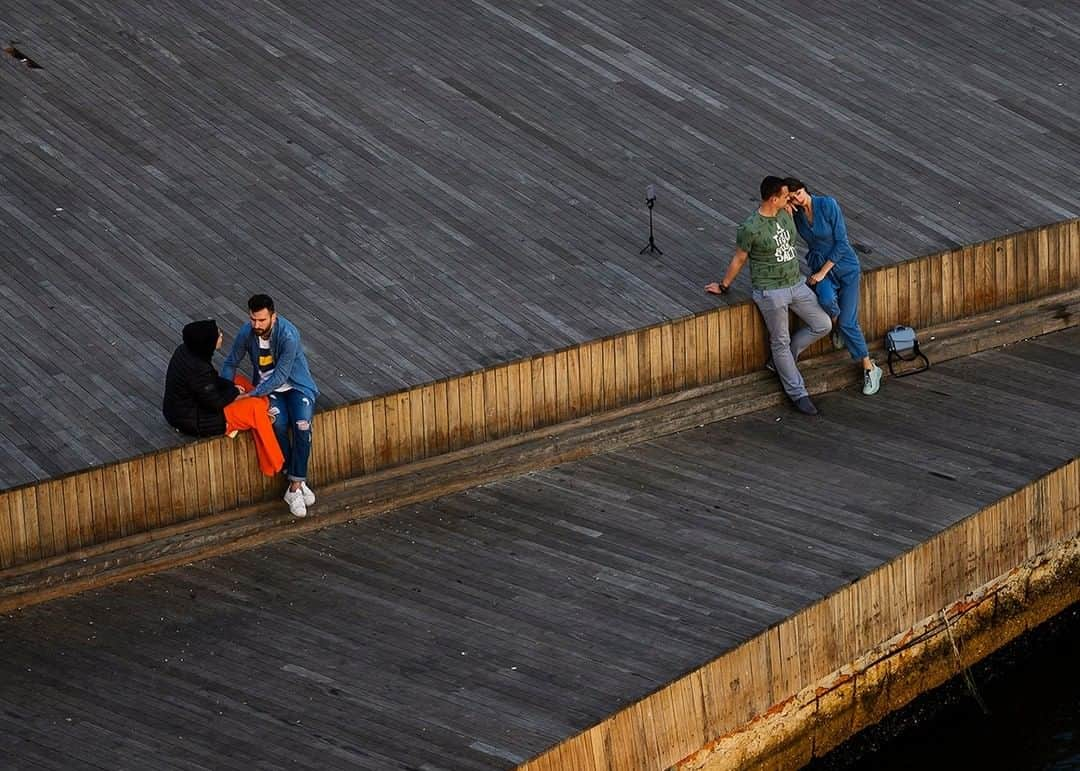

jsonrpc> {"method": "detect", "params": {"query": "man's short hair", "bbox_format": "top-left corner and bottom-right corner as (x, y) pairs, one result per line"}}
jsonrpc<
(783, 177), (806, 193)
(248, 294), (275, 314)
(760, 176), (787, 201)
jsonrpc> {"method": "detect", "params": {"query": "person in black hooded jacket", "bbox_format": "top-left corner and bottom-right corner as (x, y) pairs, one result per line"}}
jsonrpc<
(162, 319), (239, 436)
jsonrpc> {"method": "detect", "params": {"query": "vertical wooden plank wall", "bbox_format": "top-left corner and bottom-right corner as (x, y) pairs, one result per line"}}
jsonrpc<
(0, 221), (1078, 570)
(517, 457), (1080, 771)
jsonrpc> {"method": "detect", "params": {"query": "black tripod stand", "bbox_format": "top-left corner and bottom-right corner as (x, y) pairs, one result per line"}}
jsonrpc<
(639, 185), (663, 255)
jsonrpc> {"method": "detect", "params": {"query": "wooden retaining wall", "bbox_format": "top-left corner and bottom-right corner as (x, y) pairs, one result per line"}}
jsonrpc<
(517, 457), (1080, 770)
(0, 219), (1078, 570)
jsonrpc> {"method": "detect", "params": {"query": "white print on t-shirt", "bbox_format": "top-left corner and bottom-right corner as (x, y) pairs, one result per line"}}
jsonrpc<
(774, 225), (797, 263)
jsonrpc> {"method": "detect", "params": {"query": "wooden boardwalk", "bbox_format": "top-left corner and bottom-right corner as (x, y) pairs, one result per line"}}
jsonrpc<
(1, 328), (1078, 769)
(1, 0), (1079, 487)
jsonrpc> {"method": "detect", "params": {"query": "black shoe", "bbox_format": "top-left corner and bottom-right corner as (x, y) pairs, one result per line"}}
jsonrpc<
(793, 396), (818, 415)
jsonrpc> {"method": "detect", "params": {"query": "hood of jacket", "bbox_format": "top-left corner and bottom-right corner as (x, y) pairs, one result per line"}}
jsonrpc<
(182, 319), (219, 362)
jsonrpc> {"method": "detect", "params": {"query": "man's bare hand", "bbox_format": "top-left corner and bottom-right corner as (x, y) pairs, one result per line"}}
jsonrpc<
(705, 282), (729, 295)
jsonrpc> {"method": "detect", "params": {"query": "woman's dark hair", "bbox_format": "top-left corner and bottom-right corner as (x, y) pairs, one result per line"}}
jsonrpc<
(783, 177), (806, 193)
(248, 294), (275, 313)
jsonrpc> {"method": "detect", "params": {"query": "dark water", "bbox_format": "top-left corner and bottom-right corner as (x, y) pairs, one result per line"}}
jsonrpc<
(808, 603), (1080, 771)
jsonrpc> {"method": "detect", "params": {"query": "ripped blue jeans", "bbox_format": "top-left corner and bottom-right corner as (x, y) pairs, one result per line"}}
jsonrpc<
(268, 389), (314, 482)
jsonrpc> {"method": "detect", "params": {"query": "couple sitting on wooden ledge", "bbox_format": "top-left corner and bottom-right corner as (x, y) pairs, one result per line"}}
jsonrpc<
(162, 294), (320, 518)
(705, 176), (883, 415)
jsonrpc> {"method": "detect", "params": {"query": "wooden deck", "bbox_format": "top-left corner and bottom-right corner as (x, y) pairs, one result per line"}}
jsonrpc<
(1, 1), (1080, 487)
(1, 327), (1077, 769)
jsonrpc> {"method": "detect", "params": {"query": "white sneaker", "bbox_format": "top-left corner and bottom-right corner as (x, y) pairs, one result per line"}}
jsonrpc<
(863, 363), (883, 395)
(300, 481), (316, 506)
(284, 487), (307, 518)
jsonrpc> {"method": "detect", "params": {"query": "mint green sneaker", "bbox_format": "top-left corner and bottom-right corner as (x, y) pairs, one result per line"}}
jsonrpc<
(831, 330), (846, 351)
(862, 363), (882, 395)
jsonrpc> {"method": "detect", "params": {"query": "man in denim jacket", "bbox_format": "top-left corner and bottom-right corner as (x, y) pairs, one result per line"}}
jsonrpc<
(223, 294), (320, 517)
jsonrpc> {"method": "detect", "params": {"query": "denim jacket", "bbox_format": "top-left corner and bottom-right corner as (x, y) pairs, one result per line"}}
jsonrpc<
(793, 195), (861, 278)
(221, 315), (319, 402)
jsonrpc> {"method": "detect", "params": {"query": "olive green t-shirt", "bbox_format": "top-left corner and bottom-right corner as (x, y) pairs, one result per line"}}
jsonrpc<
(735, 209), (801, 290)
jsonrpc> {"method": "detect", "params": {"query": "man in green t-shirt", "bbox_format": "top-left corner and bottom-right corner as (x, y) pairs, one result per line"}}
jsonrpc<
(705, 176), (831, 415)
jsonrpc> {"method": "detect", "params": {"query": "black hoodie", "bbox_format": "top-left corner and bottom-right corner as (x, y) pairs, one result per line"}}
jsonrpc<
(162, 320), (238, 436)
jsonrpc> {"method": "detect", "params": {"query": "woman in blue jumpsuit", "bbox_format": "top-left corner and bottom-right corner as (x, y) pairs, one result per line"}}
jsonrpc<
(785, 178), (882, 395)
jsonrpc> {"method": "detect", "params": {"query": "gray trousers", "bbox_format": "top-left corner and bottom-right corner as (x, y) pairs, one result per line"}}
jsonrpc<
(752, 283), (832, 400)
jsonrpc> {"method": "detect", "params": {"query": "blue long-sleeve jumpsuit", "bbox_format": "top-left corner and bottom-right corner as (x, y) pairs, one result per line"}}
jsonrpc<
(792, 196), (869, 360)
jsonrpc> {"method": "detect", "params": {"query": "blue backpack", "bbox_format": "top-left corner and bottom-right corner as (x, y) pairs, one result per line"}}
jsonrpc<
(885, 325), (930, 377)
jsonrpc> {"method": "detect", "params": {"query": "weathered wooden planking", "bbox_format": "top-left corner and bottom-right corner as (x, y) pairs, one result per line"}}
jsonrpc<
(2, 0), (1080, 488)
(0, 224), (1077, 568)
(0, 328), (1077, 769)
